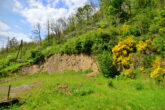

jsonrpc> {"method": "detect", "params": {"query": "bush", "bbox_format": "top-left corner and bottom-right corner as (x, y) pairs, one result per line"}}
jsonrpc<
(97, 51), (119, 78)
(159, 27), (165, 35)
(142, 55), (155, 68)
(153, 36), (165, 57)
(63, 41), (74, 55)
(127, 25), (141, 36)
(136, 39), (156, 54)
(30, 50), (45, 63)
(150, 57), (165, 80)
(112, 37), (136, 71)
(149, 24), (160, 34)
(98, 21), (109, 28)
(73, 38), (82, 54)
(124, 68), (136, 79)
(81, 37), (94, 54)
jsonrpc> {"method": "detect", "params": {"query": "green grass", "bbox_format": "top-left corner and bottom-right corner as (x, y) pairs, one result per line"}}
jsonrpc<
(0, 71), (165, 110)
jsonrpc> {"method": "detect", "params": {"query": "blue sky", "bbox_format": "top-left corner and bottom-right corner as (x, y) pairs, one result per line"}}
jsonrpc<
(0, 0), (96, 48)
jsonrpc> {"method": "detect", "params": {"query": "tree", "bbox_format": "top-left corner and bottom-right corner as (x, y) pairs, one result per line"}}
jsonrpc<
(9, 37), (18, 47)
(51, 21), (61, 40)
(57, 18), (67, 32)
(32, 23), (42, 43)
(6, 37), (10, 52)
(46, 19), (50, 36)
(83, 4), (93, 21)
(76, 7), (84, 24)
(68, 15), (76, 31)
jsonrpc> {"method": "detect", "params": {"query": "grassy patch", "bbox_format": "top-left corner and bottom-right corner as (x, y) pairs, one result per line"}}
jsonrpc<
(0, 71), (164, 110)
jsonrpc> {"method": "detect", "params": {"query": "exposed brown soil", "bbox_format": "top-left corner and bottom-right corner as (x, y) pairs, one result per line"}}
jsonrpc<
(43, 54), (98, 74)
(22, 65), (40, 75)
(22, 54), (99, 76)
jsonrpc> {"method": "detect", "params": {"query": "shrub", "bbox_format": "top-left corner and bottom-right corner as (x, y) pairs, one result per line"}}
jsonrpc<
(73, 38), (82, 54)
(112, 37), (136, 71)
(122, 24), (130, 32)
(97, 51), (119, 78)
(63, 41), (74, 55)
(141, 55), (155, 68)
(159, 27), (165, 35)
(124, 68), (136, 79)
(127, 25), (141, 36)
(98, 21), (109, 28)
(149, 24), (160, 34)
(153, 36), (165, 57)
(81, 37), (94, 54)
(7, 55), (16, 62)
(30, 50), (45, 63)
(150, 67), (165, 78)
(150, 57), (165, 78)
(137, 39), (156, 54)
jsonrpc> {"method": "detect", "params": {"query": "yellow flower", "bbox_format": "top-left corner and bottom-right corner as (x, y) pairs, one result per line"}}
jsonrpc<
(112, 37), (136, 71)
(97, 28), (102, 31)
(125, 68), (136, 78)
(122, 24), (130, 32)
(140, 67), (145, 72)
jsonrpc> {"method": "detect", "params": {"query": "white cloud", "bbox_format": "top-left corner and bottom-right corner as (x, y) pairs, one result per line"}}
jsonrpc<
(0, 20), (31, 46)
(0, 31), (32, 42)
(0, 21), (10, 31)
(14, 0), (23, 9)
(13, 0), (23, 12)
(13, 0), (88, 26)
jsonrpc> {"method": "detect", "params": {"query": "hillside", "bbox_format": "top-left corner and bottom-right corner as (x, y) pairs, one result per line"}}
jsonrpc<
(0, 0), (165, 109)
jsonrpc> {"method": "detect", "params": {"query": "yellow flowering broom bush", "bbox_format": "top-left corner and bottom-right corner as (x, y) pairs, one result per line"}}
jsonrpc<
(112, 37), (136, 71)
(137, 39), (156, 54)
(124, 68), (136, 78)
(150, 57), (165, 79)
(122, 24), (130, 32)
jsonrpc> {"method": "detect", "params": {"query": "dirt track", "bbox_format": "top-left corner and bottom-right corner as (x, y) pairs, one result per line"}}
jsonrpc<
(0, 82), (42, 100)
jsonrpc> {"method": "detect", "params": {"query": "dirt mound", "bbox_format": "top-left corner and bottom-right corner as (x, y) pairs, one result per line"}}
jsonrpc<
(43, 54), (99, 74)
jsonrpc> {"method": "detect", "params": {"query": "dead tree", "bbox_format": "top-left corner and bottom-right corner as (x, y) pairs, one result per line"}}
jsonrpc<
(16, 40), (23, 60)
(32, 23), (42, 43)
(46, 19), (51, 42)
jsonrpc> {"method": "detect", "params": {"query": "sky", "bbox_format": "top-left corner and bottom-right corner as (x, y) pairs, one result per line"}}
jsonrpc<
(0, 0), (94, 48)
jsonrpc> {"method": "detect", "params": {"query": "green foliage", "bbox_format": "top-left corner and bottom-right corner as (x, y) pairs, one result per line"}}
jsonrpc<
(135, 83), (144, 91)
(149, 23), (160, 34)
(142, 55), (155, 68)
(153, 36), (165, 57)
(97, 51), (119, 78)
(72, 87), (94, 96)
(81, 37), (94, 54)
(159, 27), (165, 35)
(30, 50), (45, 63)
(98, 21), (109, 28)
(83, 68), (93, 74)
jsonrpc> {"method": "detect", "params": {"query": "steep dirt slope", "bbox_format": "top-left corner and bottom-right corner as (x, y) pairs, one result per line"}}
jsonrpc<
(43, 54), (98, 74)
(22, 54), (99, 75)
